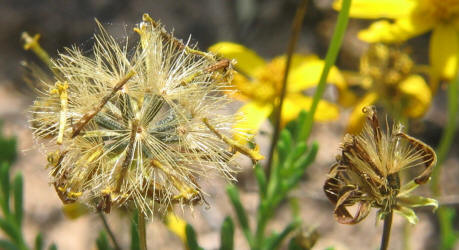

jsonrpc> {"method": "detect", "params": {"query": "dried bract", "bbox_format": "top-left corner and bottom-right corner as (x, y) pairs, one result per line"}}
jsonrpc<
(324, 106), (437, 224)
(29, 14), (262, 217)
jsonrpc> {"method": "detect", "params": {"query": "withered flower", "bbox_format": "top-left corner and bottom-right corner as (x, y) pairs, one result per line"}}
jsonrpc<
(324, 106), (437, 224)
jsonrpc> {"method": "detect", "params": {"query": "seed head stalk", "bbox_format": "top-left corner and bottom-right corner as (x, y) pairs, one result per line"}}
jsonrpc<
(380, 211), (393, 250)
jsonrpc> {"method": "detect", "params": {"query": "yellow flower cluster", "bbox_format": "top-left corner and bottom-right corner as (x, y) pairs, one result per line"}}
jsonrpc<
(334, 0), (459, 82)
(339, 44), (431, 133)
(209, 42), (344, 141)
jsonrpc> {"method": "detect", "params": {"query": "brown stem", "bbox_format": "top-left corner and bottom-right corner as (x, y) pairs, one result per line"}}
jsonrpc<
(98, 212), (122, 250)
(266, 0), (308, 177)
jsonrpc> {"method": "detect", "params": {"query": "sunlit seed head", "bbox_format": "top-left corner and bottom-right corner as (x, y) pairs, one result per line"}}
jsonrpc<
(28, 14), (257, 217)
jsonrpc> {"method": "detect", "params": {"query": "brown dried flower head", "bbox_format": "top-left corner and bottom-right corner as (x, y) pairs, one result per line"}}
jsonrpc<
(324, 106), (437, 224)
(28, 14), (262, 217)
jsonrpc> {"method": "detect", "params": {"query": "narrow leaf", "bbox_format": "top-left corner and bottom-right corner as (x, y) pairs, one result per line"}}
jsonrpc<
(226, 185), (252, 244)
(219, 216), (235, 250)
(265, 219), (301, 250)
(254, 164), (267, 198)
(35, 233), (43, 250)
(13, 174), (23, 227)
(185, 224), (203, 250)
(130, 212), (140, 250)
(0, 163), (11, 215)
(96, 231), (112, 250)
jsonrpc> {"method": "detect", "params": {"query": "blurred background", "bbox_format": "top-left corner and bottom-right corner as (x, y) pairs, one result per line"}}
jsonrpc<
(0, 0), (457, 249)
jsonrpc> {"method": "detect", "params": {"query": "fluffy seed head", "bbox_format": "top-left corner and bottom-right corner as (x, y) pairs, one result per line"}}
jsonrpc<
(29, 14), (256, 217)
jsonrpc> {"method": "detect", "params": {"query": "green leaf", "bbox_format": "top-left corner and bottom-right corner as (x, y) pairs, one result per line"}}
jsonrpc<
(0, 163), (11, 215)
(219, 216), (234, 250)
(48, 244), (57, 250)
(0, 217), (19, 242)
(130, 212), (140, 250)
(226, 185), (252, 244)
(13, 174), (23, 227)
(0, 239), (17, 250)
(35, 233), (43, 250)
(254, 164), (267, 198)
(394, 206), (418, 224)
(292, 142), (318, 171)
(277, 130), (292, 165)
(0, 121), (17, 165)
(185, 224), (203, 250)
(397, 195), (438, 210)
(265, 218), (301, 250)
(96, 231), (112, 250)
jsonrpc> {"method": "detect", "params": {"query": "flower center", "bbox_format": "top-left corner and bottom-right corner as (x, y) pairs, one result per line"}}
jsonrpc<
(422, 0), (459, 22)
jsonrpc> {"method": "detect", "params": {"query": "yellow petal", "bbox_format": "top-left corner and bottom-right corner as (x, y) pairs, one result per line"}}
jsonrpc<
(234, 102), (272, 143)
(288, 55), (346, 92)
(208, 42), (266, 76)
(333, 0), (416, 19)
(346, 92), (378, 134)
(358, 17), (433, 43)
(398, 74), (431, 117)
(430, 24), (459, 80)
(282, 94), (339, 125)
(164, 212), (187, 244)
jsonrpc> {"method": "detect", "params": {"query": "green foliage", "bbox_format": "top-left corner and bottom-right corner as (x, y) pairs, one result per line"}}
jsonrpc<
(96, 231), (113, 250)
(186, 224), (203, 250)
(438, 207), (459, 250)
(130, 211), (140, 250)
(220, 217), (235, 250)
(0, 163), (58, 250)
(0, 121), (16, 165)
(0, 163), (28, 250)
(185, 110), (319, 250)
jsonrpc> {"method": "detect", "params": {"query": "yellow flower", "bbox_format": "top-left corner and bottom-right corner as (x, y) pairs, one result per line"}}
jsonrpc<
(209, 42), (343, 142)
(334, 0), (459, 81)
(339, 44), (432, 133)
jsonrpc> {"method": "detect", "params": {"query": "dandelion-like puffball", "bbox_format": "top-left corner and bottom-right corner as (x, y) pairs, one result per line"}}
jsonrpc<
(29, 14), (262, 217)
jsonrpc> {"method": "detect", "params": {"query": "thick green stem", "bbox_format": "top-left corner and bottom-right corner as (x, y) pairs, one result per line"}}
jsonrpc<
(300, 0), (352, 141)
(380, 211), (393, 250)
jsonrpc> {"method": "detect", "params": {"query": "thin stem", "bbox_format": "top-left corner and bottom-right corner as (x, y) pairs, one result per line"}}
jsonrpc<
(138, 214), (147, 250)
(98, 212), (122, 250)
(431, 74), (458, 196)
(266, 0), (308, 178)
(380, 211), (393, 250)
(300, 0), (352, 142)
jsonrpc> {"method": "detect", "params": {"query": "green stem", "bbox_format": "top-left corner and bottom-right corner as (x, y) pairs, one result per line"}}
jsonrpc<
(300, 0), (352, 142)
(266, 0), (308, 178)
(138, 214), (147, 250)
(431, 72), (459, 250)
(431, 75), (458, 196)
(380, 211), (393, 250)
